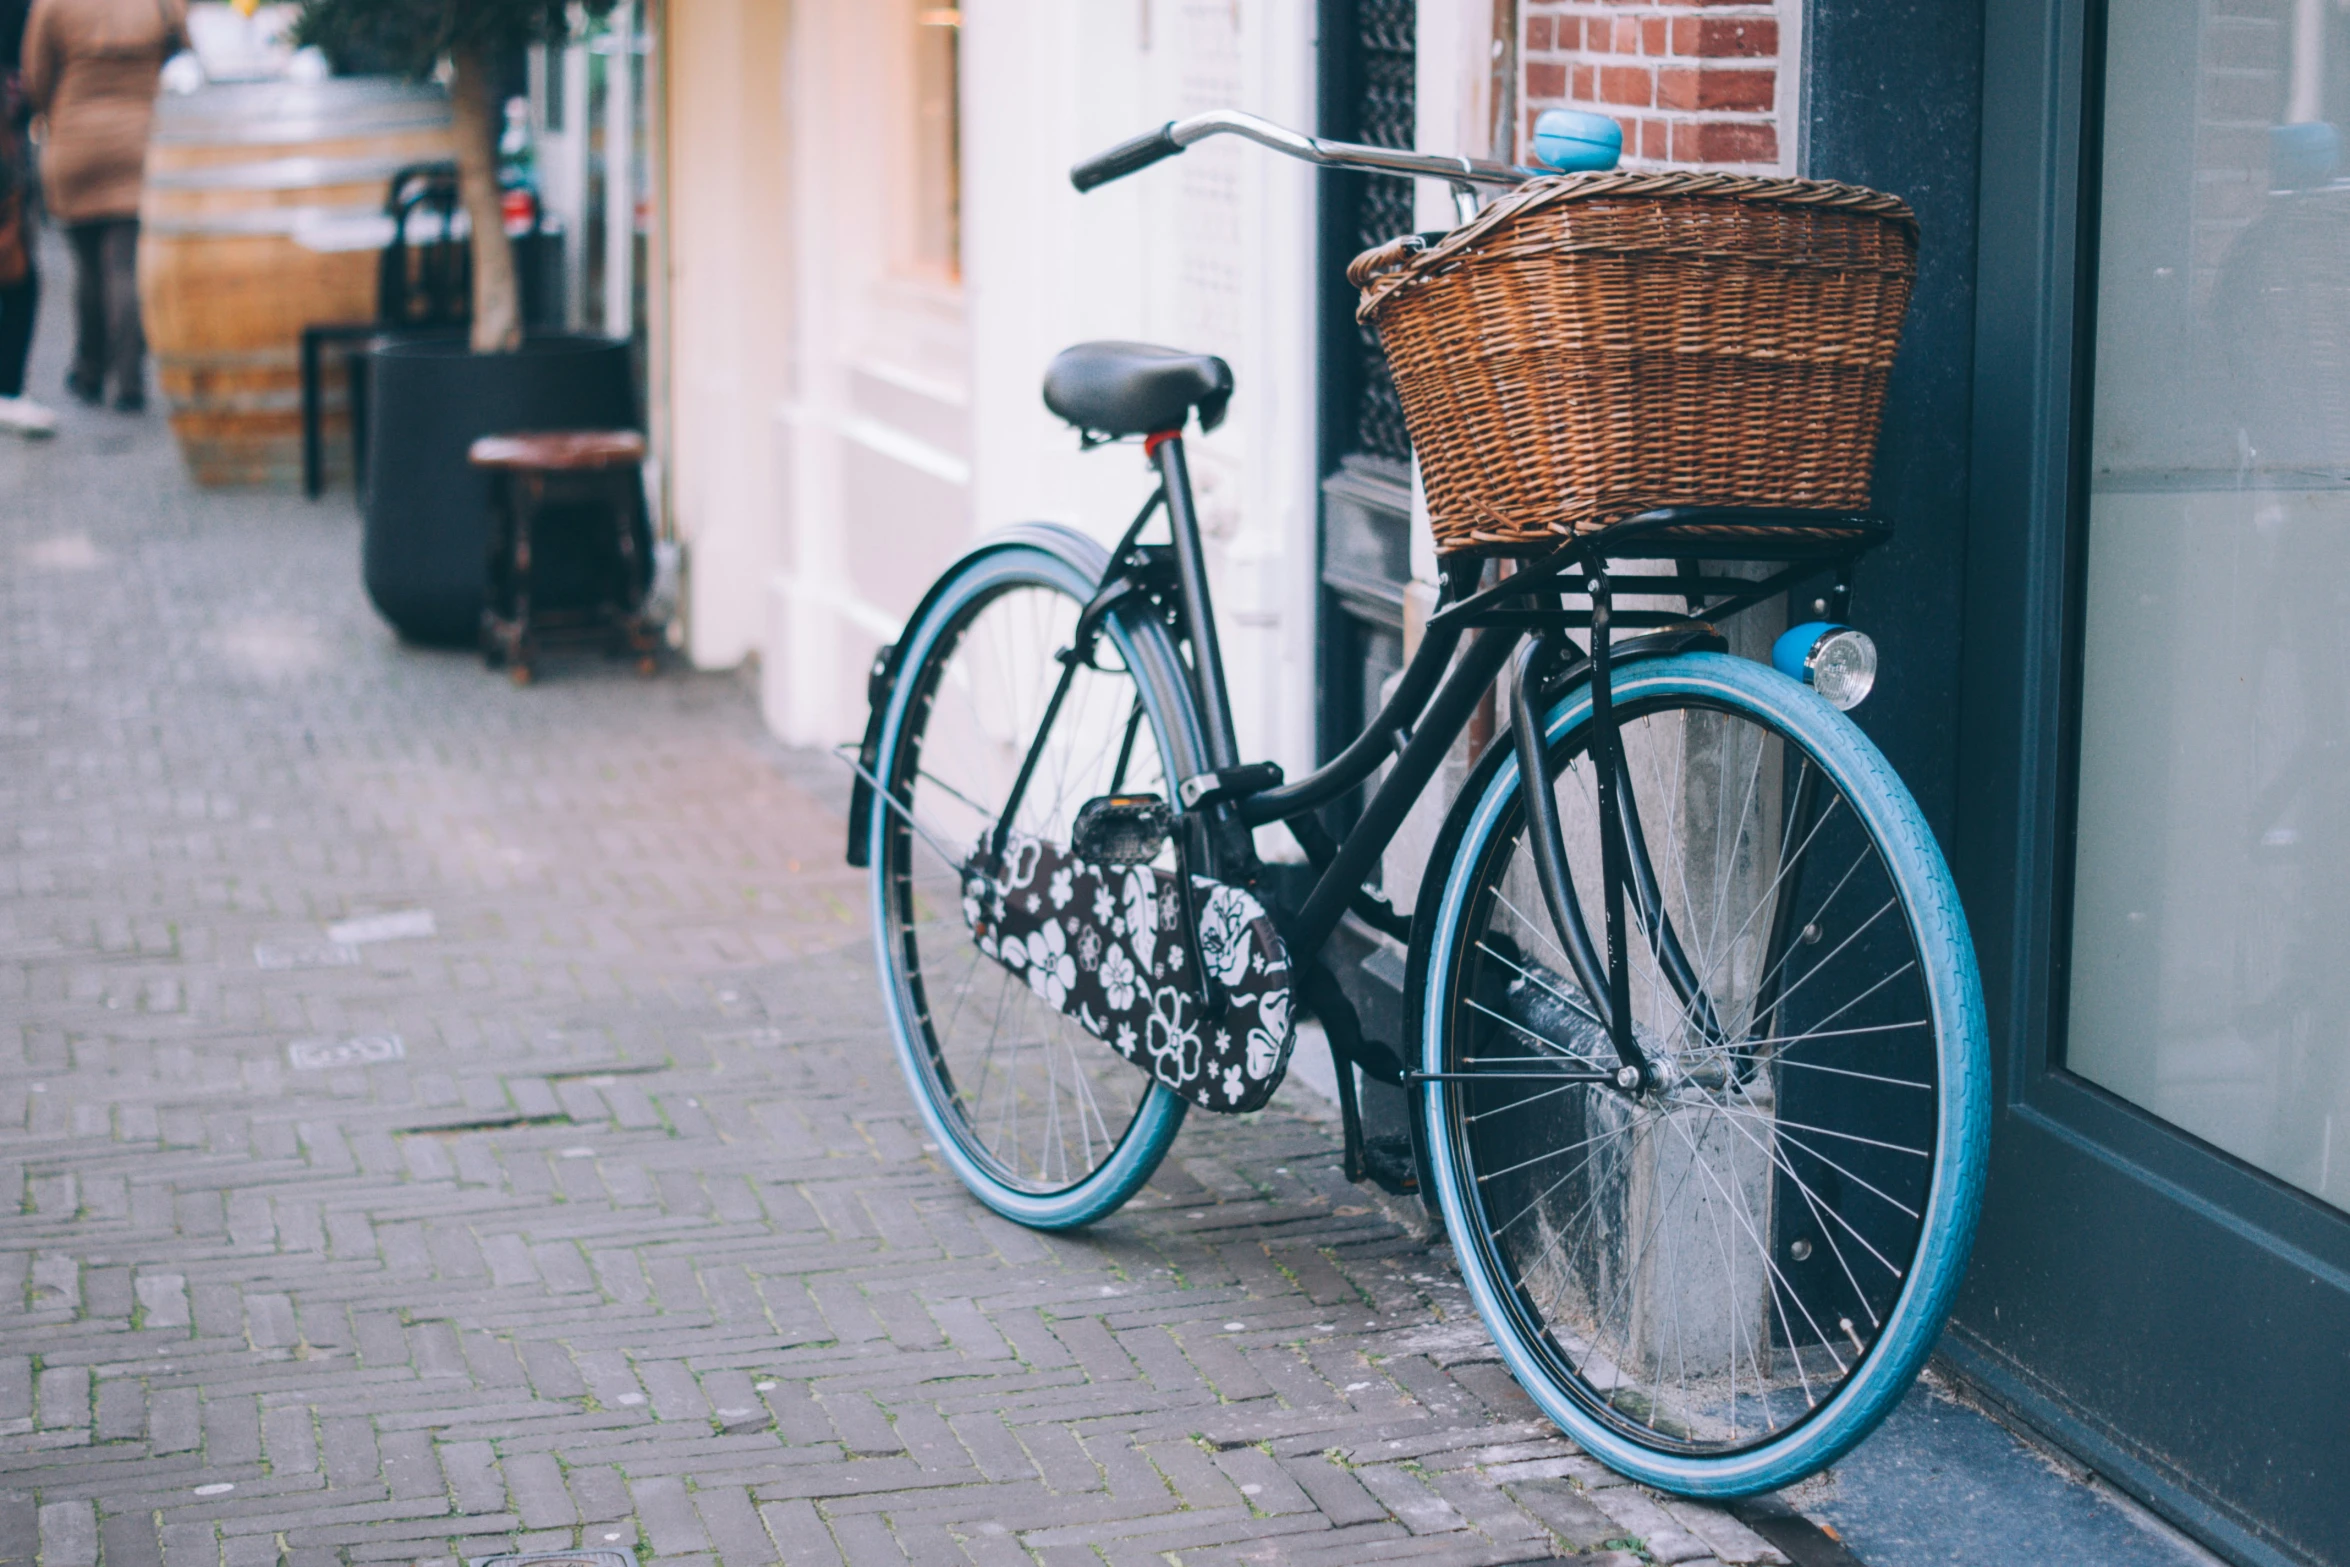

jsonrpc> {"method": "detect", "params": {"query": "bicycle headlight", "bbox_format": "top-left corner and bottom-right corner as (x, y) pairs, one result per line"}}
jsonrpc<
(1773, 622), (1878, 710)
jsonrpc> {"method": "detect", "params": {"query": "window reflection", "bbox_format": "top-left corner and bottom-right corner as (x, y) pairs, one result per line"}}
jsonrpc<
(2068, 0), (2350, 1211)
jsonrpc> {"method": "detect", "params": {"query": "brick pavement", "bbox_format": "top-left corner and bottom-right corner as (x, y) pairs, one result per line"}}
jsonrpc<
(0, 313), (1801, 1567)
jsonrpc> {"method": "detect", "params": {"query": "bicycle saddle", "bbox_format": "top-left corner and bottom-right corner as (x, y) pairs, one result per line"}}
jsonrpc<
(1043, 341), (1234, 438)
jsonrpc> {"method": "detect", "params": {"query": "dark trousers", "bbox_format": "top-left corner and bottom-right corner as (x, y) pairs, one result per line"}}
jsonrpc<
(0, 263), (33, 400)
(65, 217), (142, 401)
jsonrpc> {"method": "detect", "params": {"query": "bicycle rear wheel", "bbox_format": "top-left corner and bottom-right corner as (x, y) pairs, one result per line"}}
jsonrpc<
(868, 526), (1202, 1229)
(1414, 652), (1987, 1496)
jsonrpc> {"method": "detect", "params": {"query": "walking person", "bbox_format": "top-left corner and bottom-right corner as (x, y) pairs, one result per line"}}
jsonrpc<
(0, 0), (57, 437)
(21, 0), (182, 413)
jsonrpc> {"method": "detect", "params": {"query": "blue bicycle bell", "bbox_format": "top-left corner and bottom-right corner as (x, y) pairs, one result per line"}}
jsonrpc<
(1531, 109), (1624, 173)
(1774, 622), (1879, 710)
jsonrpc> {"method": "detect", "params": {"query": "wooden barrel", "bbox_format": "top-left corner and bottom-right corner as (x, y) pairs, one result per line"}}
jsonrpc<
(139, 78), (455, 489)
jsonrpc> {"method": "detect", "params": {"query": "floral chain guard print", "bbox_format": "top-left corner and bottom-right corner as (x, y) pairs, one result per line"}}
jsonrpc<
(962, 834), (1295, 1113)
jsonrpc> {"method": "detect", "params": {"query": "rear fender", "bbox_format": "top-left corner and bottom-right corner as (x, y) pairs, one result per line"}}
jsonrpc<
(845, 524), (1126, 868)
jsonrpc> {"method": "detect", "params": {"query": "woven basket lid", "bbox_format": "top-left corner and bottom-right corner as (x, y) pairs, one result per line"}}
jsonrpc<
(1350, 169), (1919, 323)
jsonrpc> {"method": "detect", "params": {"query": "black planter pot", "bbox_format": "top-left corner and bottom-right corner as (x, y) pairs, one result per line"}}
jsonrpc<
(362, 333), (638, 646)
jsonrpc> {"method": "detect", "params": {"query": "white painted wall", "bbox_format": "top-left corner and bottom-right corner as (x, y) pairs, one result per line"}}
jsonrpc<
(961, 0), (1322, 779)
(762, 2), (974, 746)
(765, 0), (862, 742)
(662, 0), (791, 674)
(665, 0), (1322, 764)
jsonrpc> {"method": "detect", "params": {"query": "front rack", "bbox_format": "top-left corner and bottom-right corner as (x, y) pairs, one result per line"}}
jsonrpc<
(1239, 506), (1887, 828)
(1427, 506), (1892, 636)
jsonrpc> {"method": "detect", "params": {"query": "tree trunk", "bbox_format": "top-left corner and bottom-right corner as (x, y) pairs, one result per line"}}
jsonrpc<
(450, 39), (521, 354)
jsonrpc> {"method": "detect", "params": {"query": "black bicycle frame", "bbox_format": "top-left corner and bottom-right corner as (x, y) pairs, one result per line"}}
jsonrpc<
(986, 432), (1891, 1098)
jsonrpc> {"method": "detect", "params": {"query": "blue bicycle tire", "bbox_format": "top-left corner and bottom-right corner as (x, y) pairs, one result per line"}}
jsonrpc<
(868, 526), (1198, 1229)
(1414, 651), (1989, 1497)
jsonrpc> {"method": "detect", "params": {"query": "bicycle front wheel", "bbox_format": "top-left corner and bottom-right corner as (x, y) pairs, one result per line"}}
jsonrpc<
(1414, 651), (1988, 1497)
(868, 526), (1203, 1229)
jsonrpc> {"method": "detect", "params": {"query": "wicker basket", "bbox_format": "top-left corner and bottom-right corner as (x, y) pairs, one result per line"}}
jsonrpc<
(1350, 170), (1918, 553)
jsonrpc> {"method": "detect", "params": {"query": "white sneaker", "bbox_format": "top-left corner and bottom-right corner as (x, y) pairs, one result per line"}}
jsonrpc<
(0, 396), (61, 438)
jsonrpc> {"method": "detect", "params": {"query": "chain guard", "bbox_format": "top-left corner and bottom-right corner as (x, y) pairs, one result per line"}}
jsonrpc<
(963, 834), (1295, 1113)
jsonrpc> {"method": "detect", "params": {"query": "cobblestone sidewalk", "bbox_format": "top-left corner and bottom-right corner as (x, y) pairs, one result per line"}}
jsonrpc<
(0, 341), (1812, 1567)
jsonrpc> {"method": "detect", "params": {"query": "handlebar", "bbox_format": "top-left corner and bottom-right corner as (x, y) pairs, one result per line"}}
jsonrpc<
(1070, 109), (1538, 196)
(1070, 122), (1187, 192)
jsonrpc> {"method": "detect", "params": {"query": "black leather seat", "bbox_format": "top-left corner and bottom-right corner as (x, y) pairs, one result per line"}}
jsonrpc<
(1043, 341), (1234, 438)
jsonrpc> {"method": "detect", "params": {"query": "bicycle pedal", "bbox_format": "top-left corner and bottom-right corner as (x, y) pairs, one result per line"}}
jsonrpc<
(1359, 1133), (1420, 1197)
(1072, 794), (1173, 865)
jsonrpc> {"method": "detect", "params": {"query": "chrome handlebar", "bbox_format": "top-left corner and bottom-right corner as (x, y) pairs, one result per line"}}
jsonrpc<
(1071, 109), (1537, 222)
(1168, 109), (1534, 186)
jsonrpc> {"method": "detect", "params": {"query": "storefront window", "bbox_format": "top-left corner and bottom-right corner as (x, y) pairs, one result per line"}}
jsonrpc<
(2069, 0), (2350, 1210)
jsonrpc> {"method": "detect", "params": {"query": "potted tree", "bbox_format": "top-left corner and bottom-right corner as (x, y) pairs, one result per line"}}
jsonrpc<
(295, 0), (639, 645)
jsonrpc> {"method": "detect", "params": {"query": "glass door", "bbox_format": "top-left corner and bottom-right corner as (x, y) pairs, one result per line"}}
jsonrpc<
(1953, 3), (2350, 1563)
(2068, 0), (2350, 1213)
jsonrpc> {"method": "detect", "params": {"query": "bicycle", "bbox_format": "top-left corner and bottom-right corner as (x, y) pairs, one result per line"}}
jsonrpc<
(844, 109), (1989, 1499)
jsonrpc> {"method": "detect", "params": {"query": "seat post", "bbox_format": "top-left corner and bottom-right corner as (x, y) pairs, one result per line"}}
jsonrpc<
(1147, 432), (1241, 770)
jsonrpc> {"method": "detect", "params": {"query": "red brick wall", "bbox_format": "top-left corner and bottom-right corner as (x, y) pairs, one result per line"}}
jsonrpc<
(1518, 1), (1791, 172)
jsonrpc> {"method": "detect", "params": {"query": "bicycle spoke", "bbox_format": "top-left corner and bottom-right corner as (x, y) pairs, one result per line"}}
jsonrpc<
(1665, 1106), (1851, 1379)
(1709, 1106), (1928, 1160)
(1474, 1121), (1620, 1186)
(1743, 959), (1921, 1062)
(1730, 1017), (1930, 1055)
(1737, 1052), (1931, 1089)
(1463, 1076), (1600, 1121)
(1475, 934), (1608, 1029)
(1462, 998), (1611, 1072)
(1712, 1071), (1907, 1299)
(1704, 1107), (1926, 1220)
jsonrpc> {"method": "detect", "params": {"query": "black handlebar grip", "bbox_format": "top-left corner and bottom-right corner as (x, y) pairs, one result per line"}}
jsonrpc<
(1071, 122), (1183, 192)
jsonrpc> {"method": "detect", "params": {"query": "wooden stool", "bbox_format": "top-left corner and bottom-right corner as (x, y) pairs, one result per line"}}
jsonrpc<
(469, 430), (656, 685)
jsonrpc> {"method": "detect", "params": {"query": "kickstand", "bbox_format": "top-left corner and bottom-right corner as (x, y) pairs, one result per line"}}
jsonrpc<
(1300, 960), (1412, 1193)
(1331, 1036), (1367, 1185)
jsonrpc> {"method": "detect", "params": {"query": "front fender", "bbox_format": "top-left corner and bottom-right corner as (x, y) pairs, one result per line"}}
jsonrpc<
(1399, 620), (1737, 1088)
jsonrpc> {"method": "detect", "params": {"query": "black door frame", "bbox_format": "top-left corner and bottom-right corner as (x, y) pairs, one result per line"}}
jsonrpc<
(1314, 0), (1417, 805)
(1948, 3), (2350, 1564)
(1306, 0), (1422, 1190)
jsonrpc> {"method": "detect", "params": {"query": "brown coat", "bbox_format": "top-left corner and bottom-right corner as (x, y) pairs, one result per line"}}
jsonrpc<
(22, 0), (183, 224)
